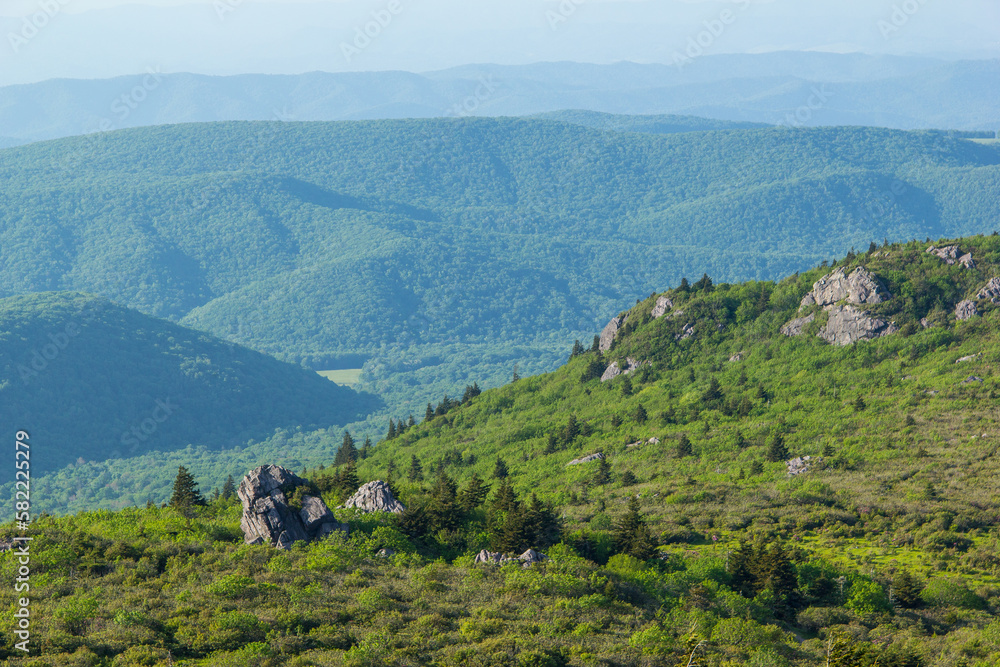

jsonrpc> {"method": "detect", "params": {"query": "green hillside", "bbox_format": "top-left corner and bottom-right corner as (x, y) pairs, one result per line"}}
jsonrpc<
(5, 237), (1000, 664)
(0, 119), (997, 416)
(0, 292), (378, 486)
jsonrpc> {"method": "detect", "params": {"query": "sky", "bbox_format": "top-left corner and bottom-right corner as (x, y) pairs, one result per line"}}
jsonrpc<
(0, 0), (997, 87)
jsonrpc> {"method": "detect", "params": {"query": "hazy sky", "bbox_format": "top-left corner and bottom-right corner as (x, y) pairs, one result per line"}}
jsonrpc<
(0, 0), (996, 86)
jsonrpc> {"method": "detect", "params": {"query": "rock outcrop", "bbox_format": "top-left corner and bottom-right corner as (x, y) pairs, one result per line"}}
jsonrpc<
(675, 323), (695, 341)
(927, 245), (976, 269)
(960, 376), (984, 385)
(780, 313), (815, 337)
(474, 548), (548, 568)
(600, 357), (643, 382)
(238, 465), (347, 549)
(800, 267), (890, 309)
(817, 305), (898, 346)
(955, 300), (979, 320)
(341, 480), (406, 514)
(975, 278), (1000, 303)
(786, 456), (820, 476)
(651, 296), (674, 319)
(567, 453), (604, 466)
(599, 315), (627, 352)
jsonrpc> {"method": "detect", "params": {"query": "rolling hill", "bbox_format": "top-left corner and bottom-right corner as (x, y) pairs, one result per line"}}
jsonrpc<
(0, 292), (378, 486)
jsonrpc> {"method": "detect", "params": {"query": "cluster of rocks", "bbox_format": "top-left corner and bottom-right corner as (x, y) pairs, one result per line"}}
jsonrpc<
(786, 456), (820, 476)
(598, 295), (678, 353)
(781, 267), (898, 346)
(340, 480), (406, 514)
(567, 452), (604, 466)
(956, 354), (981, 363)
(651, 296), (674, 319)
(474, 548), (548, 568)
(627, 437), (660, 449)
(675, 322), (696, 341)
(927, 245), (976, 269)
(955, 300), (978, 321)
(960, 376), (984, 385)
(239, 465), (348, 550)
(600, 357), (644, 382)
(955, 278), (1000, 321)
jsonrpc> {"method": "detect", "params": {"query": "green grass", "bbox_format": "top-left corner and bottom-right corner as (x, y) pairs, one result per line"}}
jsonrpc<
(318, 368), (364, 386)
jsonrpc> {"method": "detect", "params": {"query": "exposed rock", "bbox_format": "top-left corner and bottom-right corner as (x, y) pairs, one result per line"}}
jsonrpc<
(817, 305), (898, 346)
(519, 549), (548, 567)
(567, 453), (605, 466)
(376, 548), (396, 558)
(956, 354), (981, 363)
(238, 465), (347, 549)
(600, 357), (644, 382)
(960, 376), (984, 385)
(927, 245), (962, 264)
(800, 267), (890, 309)
(780, 313), (815, 337)
(960, 253), (976, 269)
(626, 441), (642, 448)
(651, 296), (674, 319)
(474, 549), (548, 568)
(599, 315), (627, 352)
(675, 323), (695, 341)
(955, 300), (978, 321)
(920, 317), (934, 328)
(474, 550), (507, 565)
(975, 278), (1000, 303)
(341, 480), (406, 514)
(786, 456), (820, 476)
(728, 351), (746, 362)
(648, 437), (660, 445)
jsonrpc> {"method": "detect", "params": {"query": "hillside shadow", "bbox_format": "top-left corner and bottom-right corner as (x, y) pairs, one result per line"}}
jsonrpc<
(280, 177), (441, 223)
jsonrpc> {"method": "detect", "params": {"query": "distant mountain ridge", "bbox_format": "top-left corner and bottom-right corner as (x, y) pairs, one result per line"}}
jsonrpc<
(0, 54), (997, 146)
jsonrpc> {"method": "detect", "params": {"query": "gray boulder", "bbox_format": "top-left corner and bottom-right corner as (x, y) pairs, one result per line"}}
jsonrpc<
(818, 305), (898, 346)
(976, 278), (1000, 303)
(474, 548), (548, 568)
(341, 480), (406, 514)
(675, 323), (695, 341)
(955, 300), (979, 321)
(567, 453), (604, 466)
(780, 313), (815, 337)
(238, 465), (347, 549)
(651, 296), (674, 319)
(599, 315), (627, 352)
(960, 253), (977, 269)
(961, 376), (984, 385)
(786, 456), (820, 476)
(927, 245), (962, 264)
(800, 267), (890, 309)
(600, 357), (642, 382)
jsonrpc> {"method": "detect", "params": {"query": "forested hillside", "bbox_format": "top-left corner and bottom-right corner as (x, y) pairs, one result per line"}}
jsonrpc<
(0, 292), (377, 485)
(0, 118), (998, 418)
(5, 237), (1000, 665)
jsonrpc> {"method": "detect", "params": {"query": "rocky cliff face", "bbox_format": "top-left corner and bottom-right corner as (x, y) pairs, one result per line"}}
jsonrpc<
(238, 465), (347, 549)
(598, 315), (627, 352)
(779, 313), (815, 337)
(817, 305), (898, 346)
(651, 296), (674, 319)
(340, 480), (406, 514)
(600, 357), (643, 382)
(800, 267), (891, 309)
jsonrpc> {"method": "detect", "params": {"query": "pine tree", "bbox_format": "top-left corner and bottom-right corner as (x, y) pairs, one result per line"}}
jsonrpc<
(427, 471), (461, 532)
(335, 431), (357, 465)
(221, 474), (236, 500)
(490, 477), (519, 514)
(620, 375), (633, 396)
(853, 395), (867, 412)
(408, 455), (423, 482)
(424, 403), (434, 421)
(593, 457), (612, 486)
(702, 377), (723, 403)
(339, 463), (360, 495)
(766, 433), (788, 462)
(590, 335), (600, 353)
(544, 432), (559, 454)
(386, 419), (396, 440)
(620, 470), (637, 486)
(632, 403), (648, 423)
(867, 240), (877, 254)
(679, 277), (690, 292)
(459, 473), (490, 512)
(892, 569), (924, 608)
(563, 414), (580, 444)
(493, 456), (509, 480)
(170, 466), (205, 510)
(407, 414), (416, 428)
(676, 434), (693, 458)
(694, 272), (713, 291)
(360, 437), (372, 460)
(524, 493), (561, 548)
(613, 496), (657, 560)
(570, 339), (584, 358)
(512, 365), (520, 382)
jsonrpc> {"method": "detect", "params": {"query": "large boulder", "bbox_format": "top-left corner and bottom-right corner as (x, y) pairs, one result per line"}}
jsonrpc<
(567, 453), (604, 466)
(780, 313), (815, 337)
(600, 357), (642, 382)
(599, 315), (627, 352)
(800, 267), (890, 309)
(341, 480), (406, 514)
(651, 296), (674, 319)
(955, 300), (979, 321)
(818, 305), (898, 346)
(927, 245), (976, 269)
(975, 278), (1000, 303)
(238, 465), (347, 549)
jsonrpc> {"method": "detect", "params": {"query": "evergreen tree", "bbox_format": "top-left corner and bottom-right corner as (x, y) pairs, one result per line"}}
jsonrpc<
(408, 455), (423, 482)
(613, 496), (657, 560)
(334, 431), (357, 466)
(339, 463), (360, 495)
(459, 473), (490, 512)
(544, 432), (559, 454)
(632, 403), (648, 423)
(512, 365), (520, 382)
(386, 419), (396, 440)
(169, 466), (205, 510)
(427, 471), (461, 532)
(676, 434), (693, 458)
(221, 474), (236, 500)
(398, 502), (430, 538)
(593, 457), (612, 486)
(407, 414), (416, 428)
(570, 339), (584, 358)
(678, 277), (690, 292)
(461, 383), (482, 403)
(620, 470), (637, 486)
(490, 477), (520, 515)
(524, 493), (562, 548)
(620, 375), (633, 396)
(694, 272), (713, 291)
(701, 377), (723, 403)
(581, 355), (606, 382)
(424, 403), (434, 421)
(563, 414), (580, 444)
(360, 437), (371, 460)
(766, 433), (788, 462)
(590, 335), (600, 353)
(854, 395), (867, 412)
(867, 240), (877, 254)
(493, 456), (509, 480)
(892, 570), (924, 608)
